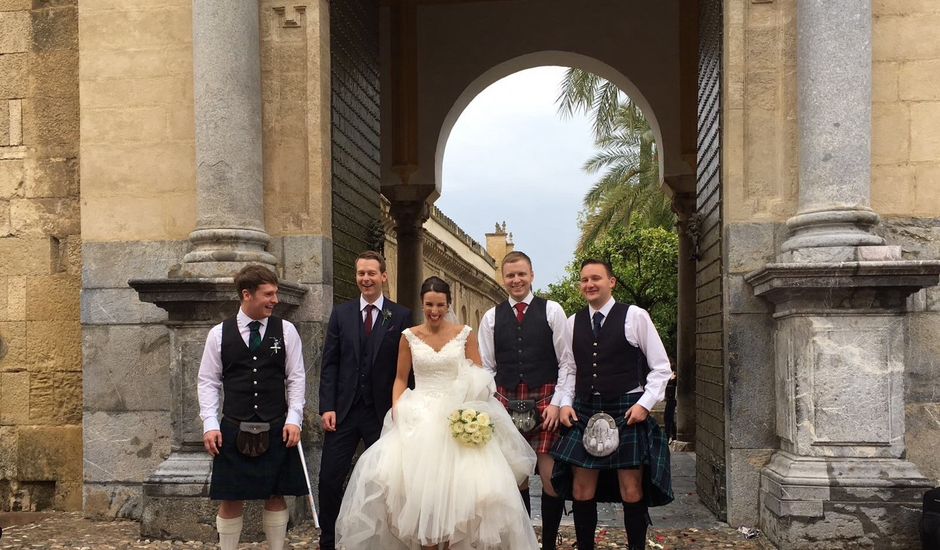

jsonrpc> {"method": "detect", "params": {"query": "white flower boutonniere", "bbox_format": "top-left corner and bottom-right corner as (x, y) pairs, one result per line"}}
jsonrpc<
(381, 308), (393, 327)
(269, 337), (282, 355)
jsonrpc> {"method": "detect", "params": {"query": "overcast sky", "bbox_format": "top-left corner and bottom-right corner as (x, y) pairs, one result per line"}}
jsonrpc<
(438, 66), (597, 290)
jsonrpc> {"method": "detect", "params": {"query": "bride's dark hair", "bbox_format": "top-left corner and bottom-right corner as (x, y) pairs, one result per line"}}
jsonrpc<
(420, 276), (452, 304)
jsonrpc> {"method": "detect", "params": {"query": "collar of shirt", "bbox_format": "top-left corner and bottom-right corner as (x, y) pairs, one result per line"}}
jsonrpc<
(360, 294), (385, 313)
(508, 292), (534, 309)
(588, 297), (616, 321)
(237, 308), (268, 330)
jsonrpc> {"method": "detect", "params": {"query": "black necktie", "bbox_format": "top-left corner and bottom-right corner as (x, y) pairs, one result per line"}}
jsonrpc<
(248, 320), (262, 351)
(592, 311), (604, 338)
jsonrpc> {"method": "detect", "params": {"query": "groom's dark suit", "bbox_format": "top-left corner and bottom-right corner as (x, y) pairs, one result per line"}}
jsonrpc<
(317, 296), (411, 549)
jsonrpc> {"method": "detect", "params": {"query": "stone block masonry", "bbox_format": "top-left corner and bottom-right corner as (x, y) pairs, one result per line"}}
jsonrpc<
(0, 0), (81, 512)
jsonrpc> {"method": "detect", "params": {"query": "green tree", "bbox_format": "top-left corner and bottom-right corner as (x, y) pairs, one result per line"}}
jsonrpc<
(540, 224), (678, 358)
(557, 69), (674, 251)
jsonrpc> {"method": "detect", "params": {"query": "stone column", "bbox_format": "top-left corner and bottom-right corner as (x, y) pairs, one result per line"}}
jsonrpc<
(748, 3), (940, 547)
(390, 199), (429, 317)
(779, 0), (884, 260)
(672, 192), (696, 449)
(130, 2), (310, 541)
(178, 0), (277, 277)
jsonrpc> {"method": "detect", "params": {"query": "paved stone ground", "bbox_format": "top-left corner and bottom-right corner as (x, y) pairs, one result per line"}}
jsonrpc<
(0, 454), (774, 549)
(0, 515), (771, 549)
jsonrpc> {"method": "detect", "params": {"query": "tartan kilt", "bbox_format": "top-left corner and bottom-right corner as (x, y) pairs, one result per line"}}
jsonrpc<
(209, 416), (309, 501)
(550, 392), (673, 506)
(495, 382), (560, 454)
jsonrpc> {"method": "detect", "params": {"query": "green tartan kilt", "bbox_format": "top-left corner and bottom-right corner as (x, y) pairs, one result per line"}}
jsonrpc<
(550, 392), (674, 506)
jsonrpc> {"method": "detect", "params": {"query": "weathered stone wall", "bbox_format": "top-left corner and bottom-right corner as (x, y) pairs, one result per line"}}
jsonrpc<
(721, 0), (940, 528)
(78, 0), (194, 518)
(871, 5), (940, 470)
(77, 0), (337, 520)
(0, 0), (82, 512)
(871, 1), (940, 218)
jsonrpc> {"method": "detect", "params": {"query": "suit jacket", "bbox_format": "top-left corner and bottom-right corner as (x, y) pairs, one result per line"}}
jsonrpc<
(319, 298), (412, 424)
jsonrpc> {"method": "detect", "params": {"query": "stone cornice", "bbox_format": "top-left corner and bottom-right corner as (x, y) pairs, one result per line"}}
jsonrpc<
(745, 260), (940, 309)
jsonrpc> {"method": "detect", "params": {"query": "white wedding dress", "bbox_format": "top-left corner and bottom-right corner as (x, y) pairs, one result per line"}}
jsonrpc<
(336, 325), (538, 549)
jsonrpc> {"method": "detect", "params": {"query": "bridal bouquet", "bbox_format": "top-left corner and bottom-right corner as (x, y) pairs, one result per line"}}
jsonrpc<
(448, 408), (494, 448)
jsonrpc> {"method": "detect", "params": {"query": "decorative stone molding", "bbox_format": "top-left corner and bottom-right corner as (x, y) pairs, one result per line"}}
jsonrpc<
(272, 5), (305, 28)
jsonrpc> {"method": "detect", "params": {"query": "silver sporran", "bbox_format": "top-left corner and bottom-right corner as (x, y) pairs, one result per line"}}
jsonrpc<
(508, 399), (538, 434)
(583, 412), (619, 457)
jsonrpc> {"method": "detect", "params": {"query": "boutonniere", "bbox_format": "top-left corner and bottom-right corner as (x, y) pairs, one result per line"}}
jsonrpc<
(269, 337), (282, 355)
(381, 308), (393, 327)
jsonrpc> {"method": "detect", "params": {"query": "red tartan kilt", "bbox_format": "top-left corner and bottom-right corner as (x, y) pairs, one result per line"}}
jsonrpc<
(495, 383), (560, 454)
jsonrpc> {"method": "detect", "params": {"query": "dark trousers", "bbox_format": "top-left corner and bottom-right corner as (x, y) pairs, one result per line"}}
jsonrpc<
(318, 401), (382, 549)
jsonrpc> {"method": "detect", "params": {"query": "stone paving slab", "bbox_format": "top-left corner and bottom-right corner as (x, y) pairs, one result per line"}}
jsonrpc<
(0, 453), (775, 548)
(0, 513), (773, 549)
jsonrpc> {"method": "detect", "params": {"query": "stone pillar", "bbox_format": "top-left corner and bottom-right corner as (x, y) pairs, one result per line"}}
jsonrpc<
(673, 192), (696, 449)
(178, 0), (277, 277)
(779, 0), (883, 260)
(389, 199), (429, 317)
(129, 2), (310, 541)
(748, 3), (940, 547)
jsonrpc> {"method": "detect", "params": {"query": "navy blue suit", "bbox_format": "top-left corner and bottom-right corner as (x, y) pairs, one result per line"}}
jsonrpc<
(317, 297), (411, 549)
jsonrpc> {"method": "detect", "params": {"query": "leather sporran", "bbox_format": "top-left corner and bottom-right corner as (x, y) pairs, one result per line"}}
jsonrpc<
(508, 399), (538, 435)
(583, 412), (619, 457)
(235, 421), (271, 457)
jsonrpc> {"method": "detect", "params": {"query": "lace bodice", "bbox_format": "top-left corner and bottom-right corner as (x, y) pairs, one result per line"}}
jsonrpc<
(403, 325), (472, 392)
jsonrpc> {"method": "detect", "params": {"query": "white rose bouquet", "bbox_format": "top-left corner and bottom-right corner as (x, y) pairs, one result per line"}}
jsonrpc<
(449, 408), (494, 448)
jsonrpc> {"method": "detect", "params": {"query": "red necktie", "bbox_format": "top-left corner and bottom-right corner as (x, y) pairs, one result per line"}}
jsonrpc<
(514, 302), (526, 324)
(364, 304), (375, 337)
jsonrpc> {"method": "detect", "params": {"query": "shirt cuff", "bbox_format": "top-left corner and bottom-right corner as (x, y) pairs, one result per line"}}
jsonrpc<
(549, 392), (564, 407)
(286, 410), (303, 429)
(559, 395), (574, 408)
(636, 392), (658, 413)
(203, 417), (220, 433)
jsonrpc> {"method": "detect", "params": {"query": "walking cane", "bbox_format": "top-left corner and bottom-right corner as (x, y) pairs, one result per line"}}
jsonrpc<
(297, 439), (320, 529)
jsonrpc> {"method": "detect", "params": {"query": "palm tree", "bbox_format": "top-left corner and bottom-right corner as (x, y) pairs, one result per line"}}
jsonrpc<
(557, 68), (674, 251)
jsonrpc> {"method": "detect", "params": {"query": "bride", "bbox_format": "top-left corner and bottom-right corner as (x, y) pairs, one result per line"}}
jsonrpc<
(336, 276), (539, 549)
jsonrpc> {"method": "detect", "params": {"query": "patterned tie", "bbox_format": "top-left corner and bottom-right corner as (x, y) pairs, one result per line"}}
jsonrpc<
(248, 320), (262, 351)
(364, 304), (375, 337)
(592, 311), (604, 338)
(514, 302), (526, 324)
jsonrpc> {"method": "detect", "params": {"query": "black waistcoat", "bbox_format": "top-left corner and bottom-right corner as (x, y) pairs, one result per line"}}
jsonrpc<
(493, 297), (559, 390)
(220, 316), (287, 421)
(572, 303), (649, 400)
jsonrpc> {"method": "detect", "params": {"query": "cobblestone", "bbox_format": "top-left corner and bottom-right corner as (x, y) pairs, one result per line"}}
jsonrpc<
(0, 512), (773, 549)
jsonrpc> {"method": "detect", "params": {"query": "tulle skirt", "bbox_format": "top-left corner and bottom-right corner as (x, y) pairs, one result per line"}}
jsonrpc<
(336, 362), (538, 549)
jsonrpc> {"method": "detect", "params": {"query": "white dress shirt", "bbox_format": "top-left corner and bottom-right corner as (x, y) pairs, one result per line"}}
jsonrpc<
(360, 295), (385, 327)
(197, 309), (306, 433)
(555, 298), (671, 412)
(478, 292), (575, 407)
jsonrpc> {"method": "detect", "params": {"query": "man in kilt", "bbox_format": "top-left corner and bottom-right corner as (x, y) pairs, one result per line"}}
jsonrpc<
(478, 250), (574, 550)
(198, 265), (308, 550)
(554, 259), (673, 550)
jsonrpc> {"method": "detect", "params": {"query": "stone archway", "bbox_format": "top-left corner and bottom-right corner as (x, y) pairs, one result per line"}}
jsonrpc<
(432, 52), (669, 193)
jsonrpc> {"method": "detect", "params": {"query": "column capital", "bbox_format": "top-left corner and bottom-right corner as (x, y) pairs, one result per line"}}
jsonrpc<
(388, 198), (430, 234)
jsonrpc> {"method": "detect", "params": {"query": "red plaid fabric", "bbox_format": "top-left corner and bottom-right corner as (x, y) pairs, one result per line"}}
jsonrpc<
(495, 382), (560, 454)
